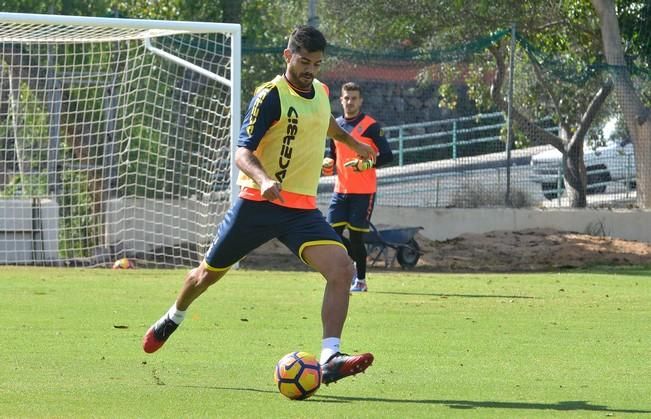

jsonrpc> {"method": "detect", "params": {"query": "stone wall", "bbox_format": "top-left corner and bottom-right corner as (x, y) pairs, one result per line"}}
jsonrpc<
(322, 79), (476, 127)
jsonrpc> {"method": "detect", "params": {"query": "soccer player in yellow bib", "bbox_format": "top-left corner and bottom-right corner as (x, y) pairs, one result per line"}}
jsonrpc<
(143, 25), (375, 385)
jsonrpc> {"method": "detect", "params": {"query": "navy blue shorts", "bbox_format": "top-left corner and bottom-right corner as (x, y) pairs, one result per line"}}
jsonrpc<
(326, 192), (376, 232)
(203, 198), (344, 270)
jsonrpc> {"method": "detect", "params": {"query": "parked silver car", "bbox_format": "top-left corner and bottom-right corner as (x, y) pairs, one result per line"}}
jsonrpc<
(530, 139), (636, 200)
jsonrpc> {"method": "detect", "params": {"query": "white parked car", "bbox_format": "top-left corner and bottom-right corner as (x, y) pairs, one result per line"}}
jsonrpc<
(530, 139), (636, 200)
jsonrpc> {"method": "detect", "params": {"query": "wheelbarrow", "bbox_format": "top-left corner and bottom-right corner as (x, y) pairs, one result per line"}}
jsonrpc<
(363, 222), (423, 268)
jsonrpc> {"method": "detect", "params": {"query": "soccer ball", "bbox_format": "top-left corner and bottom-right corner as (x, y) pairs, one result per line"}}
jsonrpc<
(112, 258), (134, 269)
(274, 351), (321, 400)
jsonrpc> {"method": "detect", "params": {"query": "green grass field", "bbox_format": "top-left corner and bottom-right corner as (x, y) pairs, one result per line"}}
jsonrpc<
(2, 266), (651, 418)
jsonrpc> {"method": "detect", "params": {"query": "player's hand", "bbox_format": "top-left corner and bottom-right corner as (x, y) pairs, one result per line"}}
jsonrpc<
(260, 179), (284, 203)
(321, 157), (335, 176)
(344, 158), (374, 172)
(352, 142), (375, 161)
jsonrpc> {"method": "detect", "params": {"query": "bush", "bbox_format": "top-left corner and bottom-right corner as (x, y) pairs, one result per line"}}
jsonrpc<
(450, 182), (535, 208)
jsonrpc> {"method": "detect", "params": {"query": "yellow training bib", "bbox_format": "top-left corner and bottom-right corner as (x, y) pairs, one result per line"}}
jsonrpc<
(238, 75), (331, 196)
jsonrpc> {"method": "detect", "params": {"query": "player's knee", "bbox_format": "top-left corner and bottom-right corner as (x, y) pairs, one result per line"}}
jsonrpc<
(327, 257), (355, 287)
(343, 261), (355, 285)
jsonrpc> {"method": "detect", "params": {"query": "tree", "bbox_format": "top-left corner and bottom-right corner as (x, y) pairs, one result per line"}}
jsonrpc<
(485, 33), (612, 207)
(592, 0), (651, 208)
(617, 0), (651, 67)
(321, 0), (616, 207)
(238, 1), (306, 98)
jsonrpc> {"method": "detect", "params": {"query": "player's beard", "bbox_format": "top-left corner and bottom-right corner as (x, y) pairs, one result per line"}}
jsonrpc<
(287, 67), (314, 90)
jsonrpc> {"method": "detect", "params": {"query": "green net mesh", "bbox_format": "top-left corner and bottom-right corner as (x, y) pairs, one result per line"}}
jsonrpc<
(242, 29), (648, 209)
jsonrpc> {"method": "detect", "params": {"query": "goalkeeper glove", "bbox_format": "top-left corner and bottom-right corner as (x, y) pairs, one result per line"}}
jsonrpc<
(344, 158), (374, 172)
(321, 157), (335, 176)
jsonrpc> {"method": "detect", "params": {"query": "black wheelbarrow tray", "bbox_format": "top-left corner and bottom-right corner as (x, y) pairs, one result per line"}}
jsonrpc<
(363, 222), (424, 268)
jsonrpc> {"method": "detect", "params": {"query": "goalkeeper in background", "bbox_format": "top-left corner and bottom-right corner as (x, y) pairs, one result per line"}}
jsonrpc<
(322, 82), (394, 293)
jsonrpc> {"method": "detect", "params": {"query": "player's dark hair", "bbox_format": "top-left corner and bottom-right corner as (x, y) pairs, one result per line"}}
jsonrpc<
(287, 25), (327, 53)
(341, 82), (362, 97)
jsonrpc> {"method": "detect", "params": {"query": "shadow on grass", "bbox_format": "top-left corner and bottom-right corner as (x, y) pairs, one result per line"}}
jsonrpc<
(575, 265), (651, 278)
(313, 394), (651, 414)
(373, 291), (534, 299)
(183, 386), (650, 414)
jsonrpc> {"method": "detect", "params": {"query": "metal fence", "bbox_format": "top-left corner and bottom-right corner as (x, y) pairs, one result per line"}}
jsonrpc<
(317, 112), (567, 208)
(1, 23), (649, 266)
(305, 30), (648, 210)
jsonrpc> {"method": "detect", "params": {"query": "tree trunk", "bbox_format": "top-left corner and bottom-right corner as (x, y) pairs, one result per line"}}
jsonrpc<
(564, 138), (587, 207)
(566, 79), (613, 207)
(488, 44), (564, 150)
(489, 43), (612, 208)
(592, 0), (651, 208)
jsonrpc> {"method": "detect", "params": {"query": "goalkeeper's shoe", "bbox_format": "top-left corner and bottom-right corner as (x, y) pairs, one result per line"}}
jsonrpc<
(321, 352), (374, 385)
(142, 316), (179, 353)
(350, 278), (368, 292)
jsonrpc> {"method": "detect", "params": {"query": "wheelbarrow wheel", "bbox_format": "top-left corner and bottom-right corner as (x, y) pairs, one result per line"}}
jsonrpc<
(396, 239), (420, 268)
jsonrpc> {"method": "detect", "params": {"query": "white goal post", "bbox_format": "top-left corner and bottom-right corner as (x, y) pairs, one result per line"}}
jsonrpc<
(0, 12), (241, 267)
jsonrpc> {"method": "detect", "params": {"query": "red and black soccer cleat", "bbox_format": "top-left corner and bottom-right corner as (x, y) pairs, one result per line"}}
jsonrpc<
(142, 316), (179, 354)
(320, 352), (374, 384)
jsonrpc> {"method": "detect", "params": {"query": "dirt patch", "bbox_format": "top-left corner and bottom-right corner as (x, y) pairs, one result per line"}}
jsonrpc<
(238, 228), (651, 272)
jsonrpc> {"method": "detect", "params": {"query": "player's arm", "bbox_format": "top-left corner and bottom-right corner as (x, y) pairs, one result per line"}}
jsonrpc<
(327, 115), (374, 161)
(235, 148), (283, 202)
(369, 123), (394, 168)
(236, 85), (284, 202)
(324, 137), (336, 160)
(321, 138), (336, 176)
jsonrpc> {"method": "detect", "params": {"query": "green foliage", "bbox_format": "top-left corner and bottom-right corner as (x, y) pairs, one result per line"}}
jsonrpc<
(437, 82), (458, 111)
(318, 0), (633, 148)
(321, 1), (441, 50)
(0, 173), (48, 197)
(616, 0), (651, 106)
(239, 0), (305, 98)
(58, 169), (97, 258)
(113, 0), (181, 20)
(176, 0), (224, 21)
(1, 82), (50, 197)
(0, 0), (109, 14)
(465, 62), (494, 112)
(618, 0), (651, 67)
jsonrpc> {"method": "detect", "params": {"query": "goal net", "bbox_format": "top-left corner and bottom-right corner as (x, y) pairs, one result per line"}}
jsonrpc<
(0, 13), (241, 267)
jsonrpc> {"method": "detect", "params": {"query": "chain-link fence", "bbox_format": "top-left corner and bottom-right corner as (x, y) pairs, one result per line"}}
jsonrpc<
(1, 21), (650, 266)
(242, 29), (649, 210)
